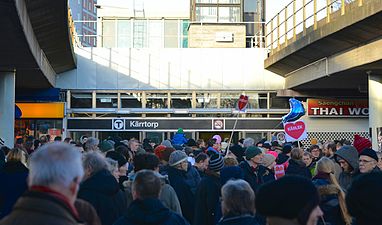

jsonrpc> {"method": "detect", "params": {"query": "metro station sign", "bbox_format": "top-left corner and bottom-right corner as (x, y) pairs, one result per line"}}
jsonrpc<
(307, 99), (368, 117)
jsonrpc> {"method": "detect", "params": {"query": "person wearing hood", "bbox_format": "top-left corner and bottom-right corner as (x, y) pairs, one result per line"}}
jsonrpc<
(172, 128), (188, 147)
(78, 152), (127, 225)
(286, 148), (312, 179)
(123, 153), (182, 215)
(334, 145), (359, 191)
(167, 151), (196, 224)
(358, 148), (380, 174)
(256, 176), (323, 225)
(114, 170), (189, 225)
(194, 153), (224, 225)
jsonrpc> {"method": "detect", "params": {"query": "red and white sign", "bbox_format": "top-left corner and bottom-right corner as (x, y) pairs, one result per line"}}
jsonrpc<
(237, 95), (249, 111)
(283, 120), (307, 142)
(307, 99), (368, 117)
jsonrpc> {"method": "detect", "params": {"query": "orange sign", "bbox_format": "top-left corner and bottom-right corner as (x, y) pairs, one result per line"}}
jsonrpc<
(16, 103), (65, 119)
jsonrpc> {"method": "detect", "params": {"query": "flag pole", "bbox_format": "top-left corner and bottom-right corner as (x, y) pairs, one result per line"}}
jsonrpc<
(226, 112), (240, 156)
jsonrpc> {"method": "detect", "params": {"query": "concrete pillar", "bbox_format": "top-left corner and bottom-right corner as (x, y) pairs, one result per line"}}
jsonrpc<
(368, 73), (382, 150)
(0, 71), (16, 148)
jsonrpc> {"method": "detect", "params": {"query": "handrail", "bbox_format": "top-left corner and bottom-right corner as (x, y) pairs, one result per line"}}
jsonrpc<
(265, 0), (360, 55)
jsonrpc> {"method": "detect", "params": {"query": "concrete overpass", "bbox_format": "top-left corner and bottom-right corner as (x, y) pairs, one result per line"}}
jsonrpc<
(264, 0), (382, 148)
(0, 0), (77, 146)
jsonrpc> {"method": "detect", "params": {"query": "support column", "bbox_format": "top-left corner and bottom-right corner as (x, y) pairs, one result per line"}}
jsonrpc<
(368, 73), (382, 150)
(0, 71), (16, 148)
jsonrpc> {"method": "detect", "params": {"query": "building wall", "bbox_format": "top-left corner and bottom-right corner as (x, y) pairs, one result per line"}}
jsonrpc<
(56, 47), (285, 90)
(188, 24), (246, 48)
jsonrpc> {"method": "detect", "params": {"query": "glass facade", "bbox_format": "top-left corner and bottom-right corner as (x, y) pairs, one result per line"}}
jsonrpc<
(101, 19), (189, 48)
(193, 0), (242, 22)
(15, 119), (63, 140)
(146, 93), (168, 109)
(71, 92), (92, 108)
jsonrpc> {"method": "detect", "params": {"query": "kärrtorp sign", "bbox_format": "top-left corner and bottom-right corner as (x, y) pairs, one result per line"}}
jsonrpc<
(307, 99), (368, 117)
(67, 118), (283, 131)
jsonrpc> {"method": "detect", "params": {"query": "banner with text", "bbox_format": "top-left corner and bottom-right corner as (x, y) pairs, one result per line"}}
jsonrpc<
(283, 120), (307, 142)
(307, 99), (368, 117)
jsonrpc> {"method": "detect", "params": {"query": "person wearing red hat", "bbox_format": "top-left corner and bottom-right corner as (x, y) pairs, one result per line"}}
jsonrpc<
(353, 135), (372, 154)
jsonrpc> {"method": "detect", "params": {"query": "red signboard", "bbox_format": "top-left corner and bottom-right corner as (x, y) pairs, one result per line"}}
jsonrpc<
(307, 99), (368, 117)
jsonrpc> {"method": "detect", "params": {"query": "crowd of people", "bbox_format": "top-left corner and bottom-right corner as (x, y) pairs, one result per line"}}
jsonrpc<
(0, 130), (381, 225)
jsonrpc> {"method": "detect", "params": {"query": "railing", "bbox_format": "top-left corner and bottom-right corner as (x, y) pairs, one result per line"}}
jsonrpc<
(73, 20), (266, 48)
(266, 0), (362, 54)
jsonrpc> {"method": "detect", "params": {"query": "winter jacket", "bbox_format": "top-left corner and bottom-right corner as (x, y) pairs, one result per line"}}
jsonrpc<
(312, 173), (345, 225)
(75, 199), (102, 225)
(0, 161), (29, 219)
(78, 169), (127, 225)
(113, 198), (189, 225)
(168, 166), (196, 224)
(172, 133), (188, 146)
(239, 161), (271, 193)
(262, 167), (276, 183)
(0, 190), (81, 225)
(193, 170), (221, 225)
(123, 172), (182, 215)
(285, 159), (312, 179)
(217, 214), (259, 225)
(334, 147), (359, 191)
(185, 162), (201, 195)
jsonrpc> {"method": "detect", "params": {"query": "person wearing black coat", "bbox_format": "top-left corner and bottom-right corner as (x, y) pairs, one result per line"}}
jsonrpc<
(79, 152), (127, 225)
(193, 153), (224, 225)
(114, 170), (189, 225)
(167, 151), (196, 224)
(0, 149), (29, 219)
(285, 148), (312, 179)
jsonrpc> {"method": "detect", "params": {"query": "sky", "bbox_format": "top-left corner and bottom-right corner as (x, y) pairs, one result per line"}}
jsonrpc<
(266, 0), (291, 22)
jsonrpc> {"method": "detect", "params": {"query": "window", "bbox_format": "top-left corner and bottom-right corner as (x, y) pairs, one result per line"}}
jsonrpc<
(221, 93), (239, 108)
(246, 92), (268, 109)
(121, 93), (142, 108)
(102, 20), (116, 47)
(171, 93), (192, 108)
(133, 20), (147, 48)
(71, 93), (92, 108)
(196, 93), (218, 108)
(219, 6), (241, 22)
(146, 93), (168, 109)
(148, 20), (163, 48)
(164, 20), (179, 48)
(117, 20), (131, 47)
(96, 93), (118, 108)
(270, 93), (289, 109)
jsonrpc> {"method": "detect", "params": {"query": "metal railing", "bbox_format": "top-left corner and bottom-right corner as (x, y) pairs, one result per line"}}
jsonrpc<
(266, 0), (362, 54)
(72, 20), (266, 48)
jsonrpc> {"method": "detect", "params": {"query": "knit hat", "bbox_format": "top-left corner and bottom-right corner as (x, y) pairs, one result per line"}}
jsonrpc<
(346, 172), (382, 225)
(212, 135), (222, 144)
(154, 145), (167, 159)
(353, 135), (372, 153)
(263, 141), (272, 149)
(245, 146), (262, 160)
(267, 150), (279, 159)
(99, 140), (114, 153)
(161, 140), (173, 148)
(169, 150), (188, 167)
(262, 154), (276, 168)
(105, 151), (127, 168)
(177, 128), (184, 134)
(220, 166), (243, 185)
(256, 176), (320, 225)
(359, 148), (378, 162)
(208, 153), (224, 172)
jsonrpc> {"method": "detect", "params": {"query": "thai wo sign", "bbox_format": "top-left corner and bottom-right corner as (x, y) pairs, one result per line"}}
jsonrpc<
(307, 99), (368, 117)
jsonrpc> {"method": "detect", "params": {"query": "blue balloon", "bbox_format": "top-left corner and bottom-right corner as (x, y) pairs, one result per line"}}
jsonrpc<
(282, 98), (305, 123)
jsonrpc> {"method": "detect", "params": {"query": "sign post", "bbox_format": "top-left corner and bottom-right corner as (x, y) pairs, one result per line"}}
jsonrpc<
(226, 95), (248, 155)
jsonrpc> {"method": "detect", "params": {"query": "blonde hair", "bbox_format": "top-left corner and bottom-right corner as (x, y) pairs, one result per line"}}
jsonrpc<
(7, 148), (27, 164)
(316, 157), (352, 225)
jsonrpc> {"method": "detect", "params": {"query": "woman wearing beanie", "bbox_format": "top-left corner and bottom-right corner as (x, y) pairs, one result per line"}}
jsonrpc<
(312, 157), (352, 225)
(194, 153), (225, 225)
(256, 176), (323, 225)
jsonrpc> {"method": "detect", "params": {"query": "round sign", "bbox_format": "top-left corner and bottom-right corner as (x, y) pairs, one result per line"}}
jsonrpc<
(113, 119), (124, 130)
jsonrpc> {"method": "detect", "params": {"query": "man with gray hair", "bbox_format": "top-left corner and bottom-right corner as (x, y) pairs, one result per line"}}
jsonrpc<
(0, 143), (84, 225)
(217, 179), (259, 225)
(85, 137), (100, 152)
(78, 152), (126, 225)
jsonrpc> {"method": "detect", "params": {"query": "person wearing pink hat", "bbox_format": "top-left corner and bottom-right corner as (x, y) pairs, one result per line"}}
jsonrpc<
(212, 135), (222, 144)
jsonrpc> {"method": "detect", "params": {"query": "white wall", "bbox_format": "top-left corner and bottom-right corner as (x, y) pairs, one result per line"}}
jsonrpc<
(56, 47), (285, 90)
